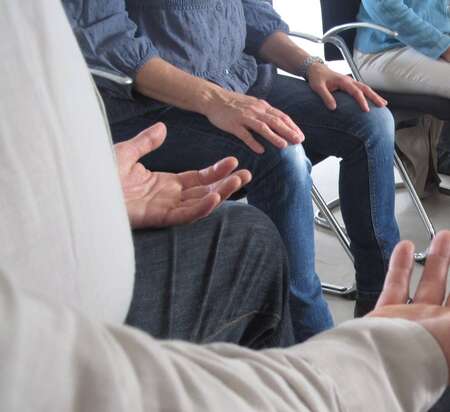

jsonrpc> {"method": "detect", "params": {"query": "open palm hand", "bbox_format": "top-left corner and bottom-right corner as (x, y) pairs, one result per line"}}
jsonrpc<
(115, 123), (252, 228)
(369, 230), (450, 383)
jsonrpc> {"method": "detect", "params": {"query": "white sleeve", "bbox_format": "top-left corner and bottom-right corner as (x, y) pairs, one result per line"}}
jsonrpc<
(0, 271), (446, 412)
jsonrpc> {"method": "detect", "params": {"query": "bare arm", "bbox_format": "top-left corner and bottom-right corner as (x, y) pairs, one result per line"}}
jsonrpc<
(135, 57), (303, 154)
(135, 57), (222, 115)
(259, 31), (387, 111)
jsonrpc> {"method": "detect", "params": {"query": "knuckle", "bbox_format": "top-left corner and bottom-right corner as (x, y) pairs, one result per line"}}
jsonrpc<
(259, 123), (271, 134)
(271, 117), (283, 128)
(280, 113), (291, 123)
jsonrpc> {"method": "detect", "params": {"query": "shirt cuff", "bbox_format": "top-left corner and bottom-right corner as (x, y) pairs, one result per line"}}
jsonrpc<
(426, 34), (450, 60)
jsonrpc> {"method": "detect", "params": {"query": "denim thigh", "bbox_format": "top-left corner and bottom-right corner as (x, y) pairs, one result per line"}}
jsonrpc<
(126, 202), (294, 348)
(266, 75), (399, 295)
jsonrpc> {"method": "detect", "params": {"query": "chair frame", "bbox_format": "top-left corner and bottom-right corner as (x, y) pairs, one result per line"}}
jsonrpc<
(288, 23), (436, 297)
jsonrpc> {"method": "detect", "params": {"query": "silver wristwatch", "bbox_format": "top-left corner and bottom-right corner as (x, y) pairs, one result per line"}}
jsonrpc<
(298, 56), (325, 81)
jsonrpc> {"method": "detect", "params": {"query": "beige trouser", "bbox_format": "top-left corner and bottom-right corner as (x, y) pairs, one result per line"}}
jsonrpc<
(354, 47), (450, 98)
(354, 47), (448, 196)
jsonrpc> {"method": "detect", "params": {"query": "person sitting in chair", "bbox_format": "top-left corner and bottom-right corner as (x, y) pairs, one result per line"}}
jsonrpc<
(63, 0), (399, 333)
(1, 2), (450, 410)
(354, 0), (450, 177)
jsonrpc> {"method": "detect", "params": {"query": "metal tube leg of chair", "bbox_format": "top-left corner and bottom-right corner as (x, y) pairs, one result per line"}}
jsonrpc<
(312, 184), (357, 300)
(393, 152), (436, 263)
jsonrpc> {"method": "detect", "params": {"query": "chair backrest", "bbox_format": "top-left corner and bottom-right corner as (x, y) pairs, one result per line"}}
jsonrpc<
(319, 0), (361, 61)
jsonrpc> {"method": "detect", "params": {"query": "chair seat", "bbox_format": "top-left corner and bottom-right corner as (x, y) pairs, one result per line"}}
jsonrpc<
(376, 90), (450, 121)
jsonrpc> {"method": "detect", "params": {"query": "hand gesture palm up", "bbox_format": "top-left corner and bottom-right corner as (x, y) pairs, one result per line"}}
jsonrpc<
(370, 230), (450, 383)
(115, 123), (252, 228)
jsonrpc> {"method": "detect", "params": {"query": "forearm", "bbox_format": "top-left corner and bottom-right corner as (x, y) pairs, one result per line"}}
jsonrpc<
(135, 57), (226, 115)
(258, 31), (312, 76)
(2, 265), (447, 412)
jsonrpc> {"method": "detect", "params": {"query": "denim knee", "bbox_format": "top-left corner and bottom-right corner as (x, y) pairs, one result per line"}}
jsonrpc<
(219, 202), (286, 252)
(253, 143), (312, 190)
(358, 106), (395, 152)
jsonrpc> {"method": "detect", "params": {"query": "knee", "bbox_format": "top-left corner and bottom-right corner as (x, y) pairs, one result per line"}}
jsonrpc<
(256, 143), (312, 187)
(359, 106), (396, 151)
(220, 202), (280, 237)
(219, 202), (287, 261)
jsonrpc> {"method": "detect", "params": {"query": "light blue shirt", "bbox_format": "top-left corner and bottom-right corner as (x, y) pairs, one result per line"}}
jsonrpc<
(355, 0), (450, 59)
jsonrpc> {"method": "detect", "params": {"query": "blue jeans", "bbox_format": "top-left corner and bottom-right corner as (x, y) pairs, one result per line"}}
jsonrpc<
(111, 74), (400, 342)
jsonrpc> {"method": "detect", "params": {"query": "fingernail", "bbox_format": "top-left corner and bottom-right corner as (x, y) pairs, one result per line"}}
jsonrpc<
(151, 122), (165, 133)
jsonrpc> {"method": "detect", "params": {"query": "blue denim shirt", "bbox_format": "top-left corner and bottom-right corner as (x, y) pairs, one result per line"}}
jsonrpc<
(63, 0), (288, 123)
(355, 0), (450, 59)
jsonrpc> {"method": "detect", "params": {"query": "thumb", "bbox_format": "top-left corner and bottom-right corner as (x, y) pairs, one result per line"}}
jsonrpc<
(126, 122), (167, 163)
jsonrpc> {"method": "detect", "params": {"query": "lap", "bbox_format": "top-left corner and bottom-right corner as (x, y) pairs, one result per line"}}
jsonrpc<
(125, 202), (293, 347)
(111, 74), (392, 173)
(111, 103), (311, 191)
(266, 74), (394, 163)
(355, 47), (450, 99)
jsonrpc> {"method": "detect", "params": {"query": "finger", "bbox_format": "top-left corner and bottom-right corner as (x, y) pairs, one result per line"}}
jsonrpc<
(314, 84), (337, 111)
(182, 169), (252, 202)
(166, 193), (221, 225)
(233, 127), (265, 154)
(342, 82), (370, 112)
(267, 107), (304, 140)
(119, 123), (167, 164)
(258, 113), (303, 144)
(244, 118), (290, 149)
(181, 186), (211, 201)
(212, 170), (252, 201)
(414, 231), (450, 305)
(178, 157), (239, 188)
(375, 240), (415, 308)
(357, 82), (387, 107)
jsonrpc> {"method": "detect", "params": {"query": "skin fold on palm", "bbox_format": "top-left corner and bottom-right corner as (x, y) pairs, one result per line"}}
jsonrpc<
(114, 122), (252, 228)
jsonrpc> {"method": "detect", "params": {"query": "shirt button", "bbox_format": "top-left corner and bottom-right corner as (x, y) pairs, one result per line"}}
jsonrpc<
(225, 69), (230, 75)
(216, 3), (222, 11)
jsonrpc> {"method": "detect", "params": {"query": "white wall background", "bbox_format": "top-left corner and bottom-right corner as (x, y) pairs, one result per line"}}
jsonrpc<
(273, 0), (324, 57)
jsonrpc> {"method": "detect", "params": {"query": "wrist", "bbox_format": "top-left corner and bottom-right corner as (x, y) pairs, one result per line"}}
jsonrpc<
(442, 47), (450, 62)
(194, 83), (229, 117)
(298, 55), (325, 81)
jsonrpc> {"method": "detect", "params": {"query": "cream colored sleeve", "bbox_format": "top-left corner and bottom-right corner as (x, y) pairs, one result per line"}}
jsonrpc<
(0, 271), (446, 412)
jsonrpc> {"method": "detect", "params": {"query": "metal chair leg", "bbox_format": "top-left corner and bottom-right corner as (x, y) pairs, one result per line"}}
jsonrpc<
(393, 152), (436, 263)
(313, 153), (436, 265)
(312, 184), (357, 300)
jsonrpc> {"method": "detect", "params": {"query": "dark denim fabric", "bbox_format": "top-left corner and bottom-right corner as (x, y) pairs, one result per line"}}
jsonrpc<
(126, 202), (295, 348)
(430, 387), (450, 412)
(112, 75), (400, 342)
(62, 0), (288, 123)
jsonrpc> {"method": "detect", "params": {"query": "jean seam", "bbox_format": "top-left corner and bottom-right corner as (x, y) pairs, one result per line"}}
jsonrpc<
(203, 311), (282, 342)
